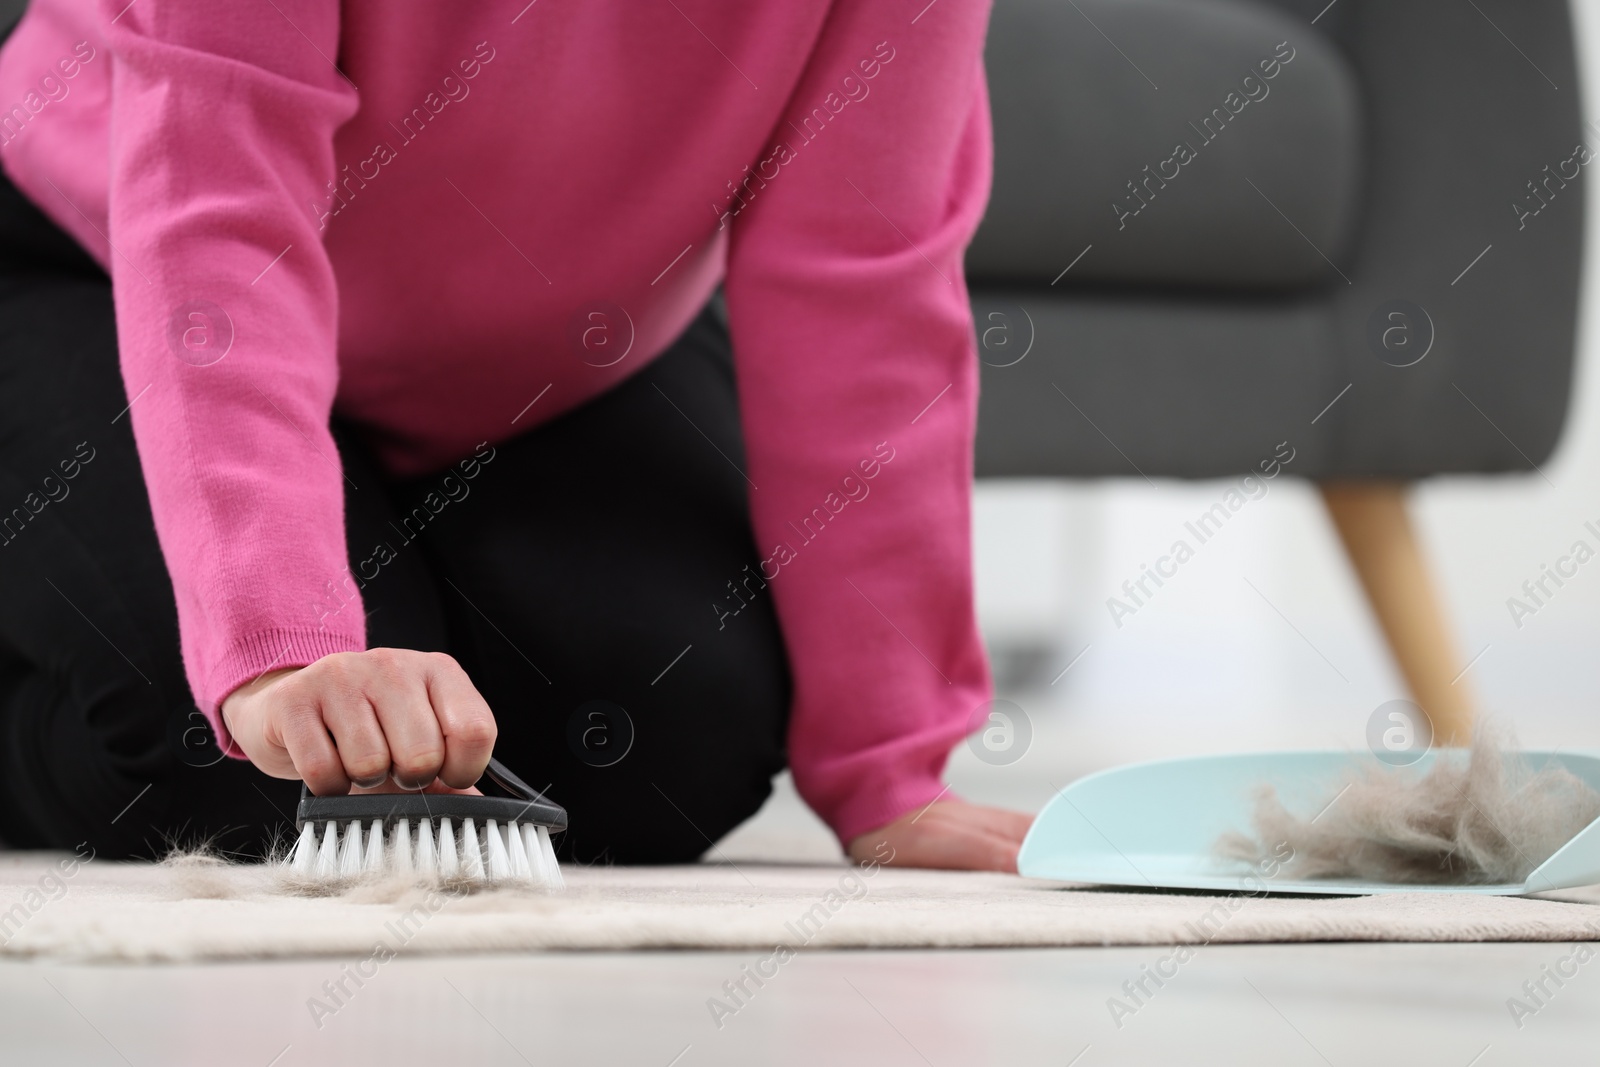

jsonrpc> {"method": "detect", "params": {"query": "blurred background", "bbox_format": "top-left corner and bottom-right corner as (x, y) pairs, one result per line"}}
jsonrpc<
(729, 0), (1600, 859)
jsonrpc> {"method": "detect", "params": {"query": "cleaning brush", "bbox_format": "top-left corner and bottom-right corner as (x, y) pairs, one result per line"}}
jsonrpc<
(286, 757), (567, 889)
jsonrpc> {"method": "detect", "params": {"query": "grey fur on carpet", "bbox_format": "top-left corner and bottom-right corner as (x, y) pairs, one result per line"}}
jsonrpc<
(0, 853), (1596, 962)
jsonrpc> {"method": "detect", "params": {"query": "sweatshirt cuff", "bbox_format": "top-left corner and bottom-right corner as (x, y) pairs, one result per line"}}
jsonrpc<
(201, 627), (365, 757)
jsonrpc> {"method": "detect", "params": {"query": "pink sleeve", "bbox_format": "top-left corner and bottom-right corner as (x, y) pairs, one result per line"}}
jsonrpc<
(722, 2), (995, 843)
(100, 0), (364, 747)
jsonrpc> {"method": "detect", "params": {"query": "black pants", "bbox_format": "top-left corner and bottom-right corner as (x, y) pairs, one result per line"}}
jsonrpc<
(0, 173), (790, 863)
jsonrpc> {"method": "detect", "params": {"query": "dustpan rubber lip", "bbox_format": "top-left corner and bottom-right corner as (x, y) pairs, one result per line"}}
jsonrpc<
(296, 793), (567, 832)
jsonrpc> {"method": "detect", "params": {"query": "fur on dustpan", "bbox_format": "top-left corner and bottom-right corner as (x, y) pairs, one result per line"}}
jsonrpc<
(1215, 726), (1600, 885)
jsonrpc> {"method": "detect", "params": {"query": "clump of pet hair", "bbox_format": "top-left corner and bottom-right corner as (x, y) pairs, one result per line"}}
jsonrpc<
(157, 832), (504, 901)
(1215, 725), (1600, 885)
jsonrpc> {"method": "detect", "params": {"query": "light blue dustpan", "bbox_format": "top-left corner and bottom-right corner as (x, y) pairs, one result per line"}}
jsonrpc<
(1018, 750), (1600, 895)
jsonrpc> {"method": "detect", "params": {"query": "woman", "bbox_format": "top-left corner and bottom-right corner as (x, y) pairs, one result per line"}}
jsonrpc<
(0, 0), (1029, 870)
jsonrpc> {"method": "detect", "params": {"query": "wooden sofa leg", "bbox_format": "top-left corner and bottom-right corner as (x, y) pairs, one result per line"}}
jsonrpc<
(1318, 481), (1474, 745)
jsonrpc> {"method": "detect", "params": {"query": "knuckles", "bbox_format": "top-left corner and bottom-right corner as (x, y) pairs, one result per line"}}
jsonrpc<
(426, 650), (463, 674)
(361, 646), (407, 679)
(276, 699), (326, 740)
(390, 743), (446, 778)
(341, 752), (393, 784)
(298, 754), (347, 793)
(449, 713), (498, 750)
(262, 648), (494, 789)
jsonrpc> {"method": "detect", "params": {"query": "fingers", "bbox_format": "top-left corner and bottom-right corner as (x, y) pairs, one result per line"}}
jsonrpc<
(424, 653), (497, 789)
(362, 652), (446, 789)
(317, 660), (395, 789)
(914, 834), (1016, 872)
(262, 650), (490, 796)
(847, 801), (1031, 873)
(275, 688), (349, 795)
(913, 822), (1021, 872)
(852, 821), (1020, 873)
(967, 806), (1035, 842)
(942, 826), (1022, 873)
(350, 779), (482, 797)
(921, 807), (1027, 871)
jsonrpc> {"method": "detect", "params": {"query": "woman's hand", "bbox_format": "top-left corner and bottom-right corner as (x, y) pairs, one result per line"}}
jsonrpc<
(220, 649), (497, 796)
(846, 799), (1033, 873)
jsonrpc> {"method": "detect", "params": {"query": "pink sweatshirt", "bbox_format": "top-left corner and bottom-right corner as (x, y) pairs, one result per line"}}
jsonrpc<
(0, 0), (994, 844)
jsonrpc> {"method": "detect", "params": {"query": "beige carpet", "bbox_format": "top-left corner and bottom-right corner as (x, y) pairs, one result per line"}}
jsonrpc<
(1, 852), (1597, 963)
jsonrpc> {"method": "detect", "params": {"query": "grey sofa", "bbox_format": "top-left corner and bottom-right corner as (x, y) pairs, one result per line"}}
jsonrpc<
(969, 0), (1583, 479)
(967, 0), (1585, 737)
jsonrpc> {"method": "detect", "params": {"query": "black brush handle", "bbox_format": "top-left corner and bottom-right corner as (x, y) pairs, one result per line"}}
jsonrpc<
(484, 757), (542, 802)
(297, 757), (550, 805)
(295, 755), (567, 832)
(297, 791), (567, 832)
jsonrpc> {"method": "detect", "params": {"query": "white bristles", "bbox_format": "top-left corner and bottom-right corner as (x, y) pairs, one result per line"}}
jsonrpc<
(315, 820), (340, 878)
(463, 818), (487, 881)
(507, 820), (533, 879)
(523, 822), (563, 889)
(288, 814), (562, 889)
(485, 819), (512, 881)
(521, 822), (545, 885)
(337, 820), (364, 877)
(537, 825), (564, 890)
(416, 817), (438, 876)
(363, 819), (385, 875)
(438, 817), (459, 878)
(291, 822), (317, 875)
(392, 818), (414, 876)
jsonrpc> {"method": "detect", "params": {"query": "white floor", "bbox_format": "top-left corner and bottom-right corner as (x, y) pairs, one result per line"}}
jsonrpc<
(4, 942), (1592, 1066)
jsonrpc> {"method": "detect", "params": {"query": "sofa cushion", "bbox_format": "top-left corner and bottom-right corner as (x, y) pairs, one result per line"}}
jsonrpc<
(967, 0), (1362, 292)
